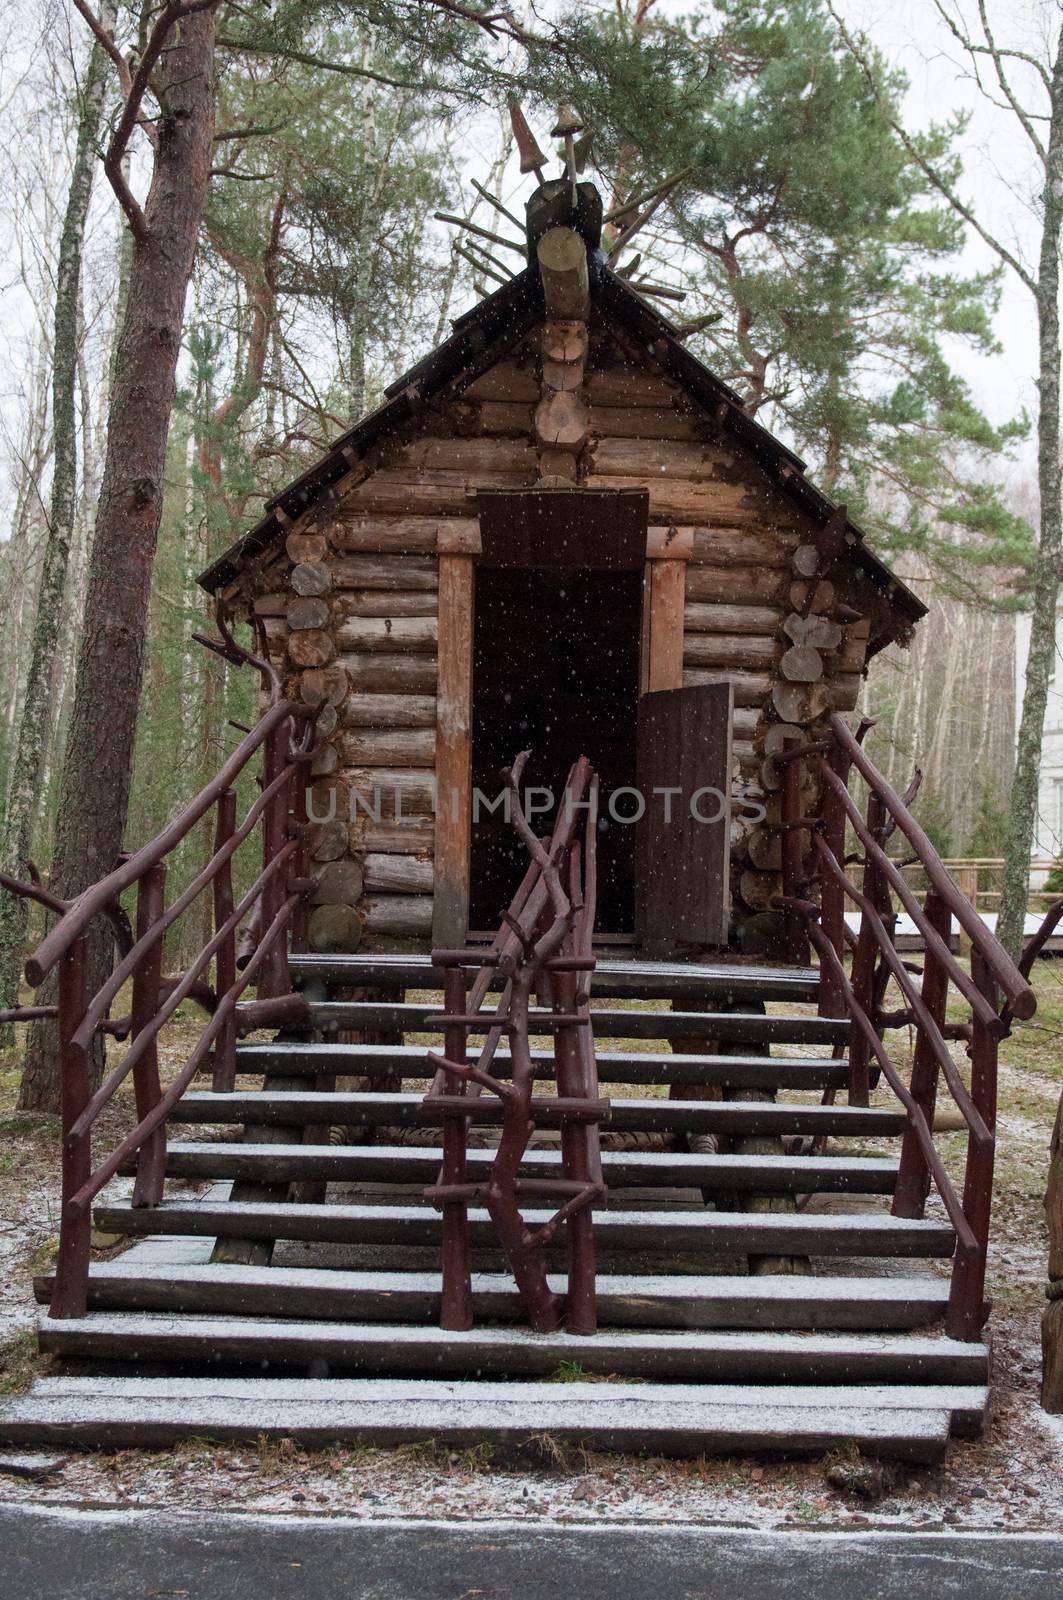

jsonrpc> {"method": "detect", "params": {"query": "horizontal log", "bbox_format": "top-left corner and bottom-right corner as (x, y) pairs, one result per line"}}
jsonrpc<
(586, 368), (682, 407)
(287, 596), (330, 630)
(288, 630), (335, 668)
(646, 526), (694, 560)
(682, 669), (772, 707)
(304, 818), (348, 861)
(349, 820), (434, 856)
(400, 437), (538, 475)
(684, 566), (790, 605)
(252, 593), (287, 617)
(684, 602), (785, 634)
(339, 653), (438, 693)
(732, 706), (761, 739)
(463, 361), (540, 402)
(312, 860), (364, 907)
(334, 617), (437, 654)
(291, 561), (331, 597)
(477, 399), (707, 441)
(340, 693), (437, 728)
(363, 853), (435, 894)
(587, 404), (706, 441)
(683, 634), (780, 670)
(299, 664), (350, 707)
(363, 894), (434, 935)
(829, 672), (863, 712)
(348, 769), (437, 819)
(332, 589), (438, 618)
(690, 527), (801, 566)
(475, 399), (535, 435)
(286, 532), (328, 563)
(780, 644), (824, 683)
(542, 320), (589, 364)
(535, 389), (588, 450)
(338, 470), (531, 518)
(330, 553), (438, 590)
(339, 729), (436, 768)
(586, 476), (783, 526)
(591, 438), (734, 481)
(328, 518), (476, 556)
(308, 902), (362, 953)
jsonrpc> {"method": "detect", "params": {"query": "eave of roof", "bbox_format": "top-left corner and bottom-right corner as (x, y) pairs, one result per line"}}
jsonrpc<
(198, 254), (926, 629)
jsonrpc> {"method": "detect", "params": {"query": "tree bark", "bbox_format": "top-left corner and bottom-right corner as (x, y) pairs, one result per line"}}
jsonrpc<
(0, 22), (112, 1044)
(19, 9), (217, 1111)
(997, 33), (1063, 960)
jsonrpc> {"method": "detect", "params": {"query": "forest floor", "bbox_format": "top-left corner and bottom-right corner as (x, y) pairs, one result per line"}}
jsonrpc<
(0, 963), (1061, 1534)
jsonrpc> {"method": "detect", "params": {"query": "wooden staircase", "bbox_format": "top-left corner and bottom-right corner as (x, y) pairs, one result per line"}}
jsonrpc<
(12, 952), (990, 1463)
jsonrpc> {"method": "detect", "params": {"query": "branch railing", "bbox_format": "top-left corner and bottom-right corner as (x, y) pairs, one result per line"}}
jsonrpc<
(421, 753), (605, 1334)
(776, 712), (1036, 1341)
(0, 621), (319, 1318)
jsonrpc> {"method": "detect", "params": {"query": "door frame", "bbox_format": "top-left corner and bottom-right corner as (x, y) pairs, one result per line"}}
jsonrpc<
(431, 515), (691, 947)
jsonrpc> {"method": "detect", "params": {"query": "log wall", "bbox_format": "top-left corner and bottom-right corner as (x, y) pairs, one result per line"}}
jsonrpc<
(225, 313), (878, 956)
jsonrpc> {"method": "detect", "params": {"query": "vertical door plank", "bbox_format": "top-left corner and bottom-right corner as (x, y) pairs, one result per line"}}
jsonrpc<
(636, 681), (733, 951)
(433, 554), (474, 946)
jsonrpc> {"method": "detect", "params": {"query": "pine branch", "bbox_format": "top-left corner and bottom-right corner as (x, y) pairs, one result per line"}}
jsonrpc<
(826, 2), (1038, 297)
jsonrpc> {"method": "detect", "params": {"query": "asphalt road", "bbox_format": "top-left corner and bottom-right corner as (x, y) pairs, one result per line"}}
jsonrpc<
(2, 1504), (1061, 1600)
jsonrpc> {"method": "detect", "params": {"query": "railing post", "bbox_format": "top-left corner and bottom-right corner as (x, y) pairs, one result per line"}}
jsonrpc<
(131, 863), (167, 1207)
(288, 731), (311, 957)
(818, 743), (851, 1017)
(258, 719), (291, 999)
(439, 966), (473, 1330)
(847, 790), (887, 1106)
(554, 963), (597, 1335)
(779, 741), (810, 965)
(51, 936), (90, 1319)
(893, 889), (951, 1218)
(946, 949), (999, 1340)
(212, 790), (238, 1093)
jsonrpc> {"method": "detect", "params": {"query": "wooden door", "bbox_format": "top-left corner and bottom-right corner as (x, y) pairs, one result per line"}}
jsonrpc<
(636, 682), (733, 952)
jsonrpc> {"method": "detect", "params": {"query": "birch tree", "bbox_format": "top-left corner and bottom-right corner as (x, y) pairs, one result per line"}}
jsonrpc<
(0, 11), (113, 1044)
(828, 1), (1063, 958)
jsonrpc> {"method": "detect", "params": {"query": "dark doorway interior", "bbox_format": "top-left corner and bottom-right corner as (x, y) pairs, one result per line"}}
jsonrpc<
(470, 566), (641, 934)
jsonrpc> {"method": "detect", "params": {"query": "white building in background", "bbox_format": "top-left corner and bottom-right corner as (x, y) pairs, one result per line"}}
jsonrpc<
(1015, 608), (1063, 882)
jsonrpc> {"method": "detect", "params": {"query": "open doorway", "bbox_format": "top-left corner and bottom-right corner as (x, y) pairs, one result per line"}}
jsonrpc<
(469, 565), (642, 935)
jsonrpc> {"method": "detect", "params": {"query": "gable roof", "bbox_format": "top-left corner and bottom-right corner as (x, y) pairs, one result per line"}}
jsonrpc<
(198, 255), (926, 630)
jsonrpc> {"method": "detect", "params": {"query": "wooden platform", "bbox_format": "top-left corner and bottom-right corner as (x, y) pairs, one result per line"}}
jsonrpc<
(1, 952), (990, 1460)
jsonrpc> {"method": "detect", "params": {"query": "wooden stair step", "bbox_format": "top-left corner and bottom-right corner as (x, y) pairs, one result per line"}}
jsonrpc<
(35, 1262), (953, 1331)
(233, 1041), (853, 1091)
(307, 1001), (849, 1047)
(150, 1142), (900, 1193)
(38, 1311), (988, 1386)
(171, 1092), (905, 1137)
(289, 952), (822, 1005)
(0, 1374), (965, 1461)
(92, 1199), (955, 1257)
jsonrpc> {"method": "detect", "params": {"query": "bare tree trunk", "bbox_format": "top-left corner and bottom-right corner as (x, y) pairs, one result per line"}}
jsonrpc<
(0, 24), (111, 1044)
(19, 8), (217, 1111)
(998, 39), (1063, 957)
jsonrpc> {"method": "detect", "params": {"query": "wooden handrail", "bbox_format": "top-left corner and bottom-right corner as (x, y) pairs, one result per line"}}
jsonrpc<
(792, 907), (980, 1255)
(817, 761), (1002, 1031)
(25, 698), (311, 987)
(828, 713), (1036, 1019)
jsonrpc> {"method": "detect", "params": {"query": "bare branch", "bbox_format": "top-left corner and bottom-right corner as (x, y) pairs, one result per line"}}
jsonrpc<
(826, 2), (1038, 296)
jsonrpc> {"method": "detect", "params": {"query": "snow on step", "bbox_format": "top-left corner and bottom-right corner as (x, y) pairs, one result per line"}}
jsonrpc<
(170, 1092), (905, 1135)
(0, 1375), (969, 1461)
(37, 1311), (990, 1386)
(152, 1141), (900, 1192)
(37, 1263), (952, 1330)
(92, 1199), (956, 1257)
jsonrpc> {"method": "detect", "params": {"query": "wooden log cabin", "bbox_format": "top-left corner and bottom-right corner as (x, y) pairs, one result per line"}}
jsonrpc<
(199, 181), (925, 960)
